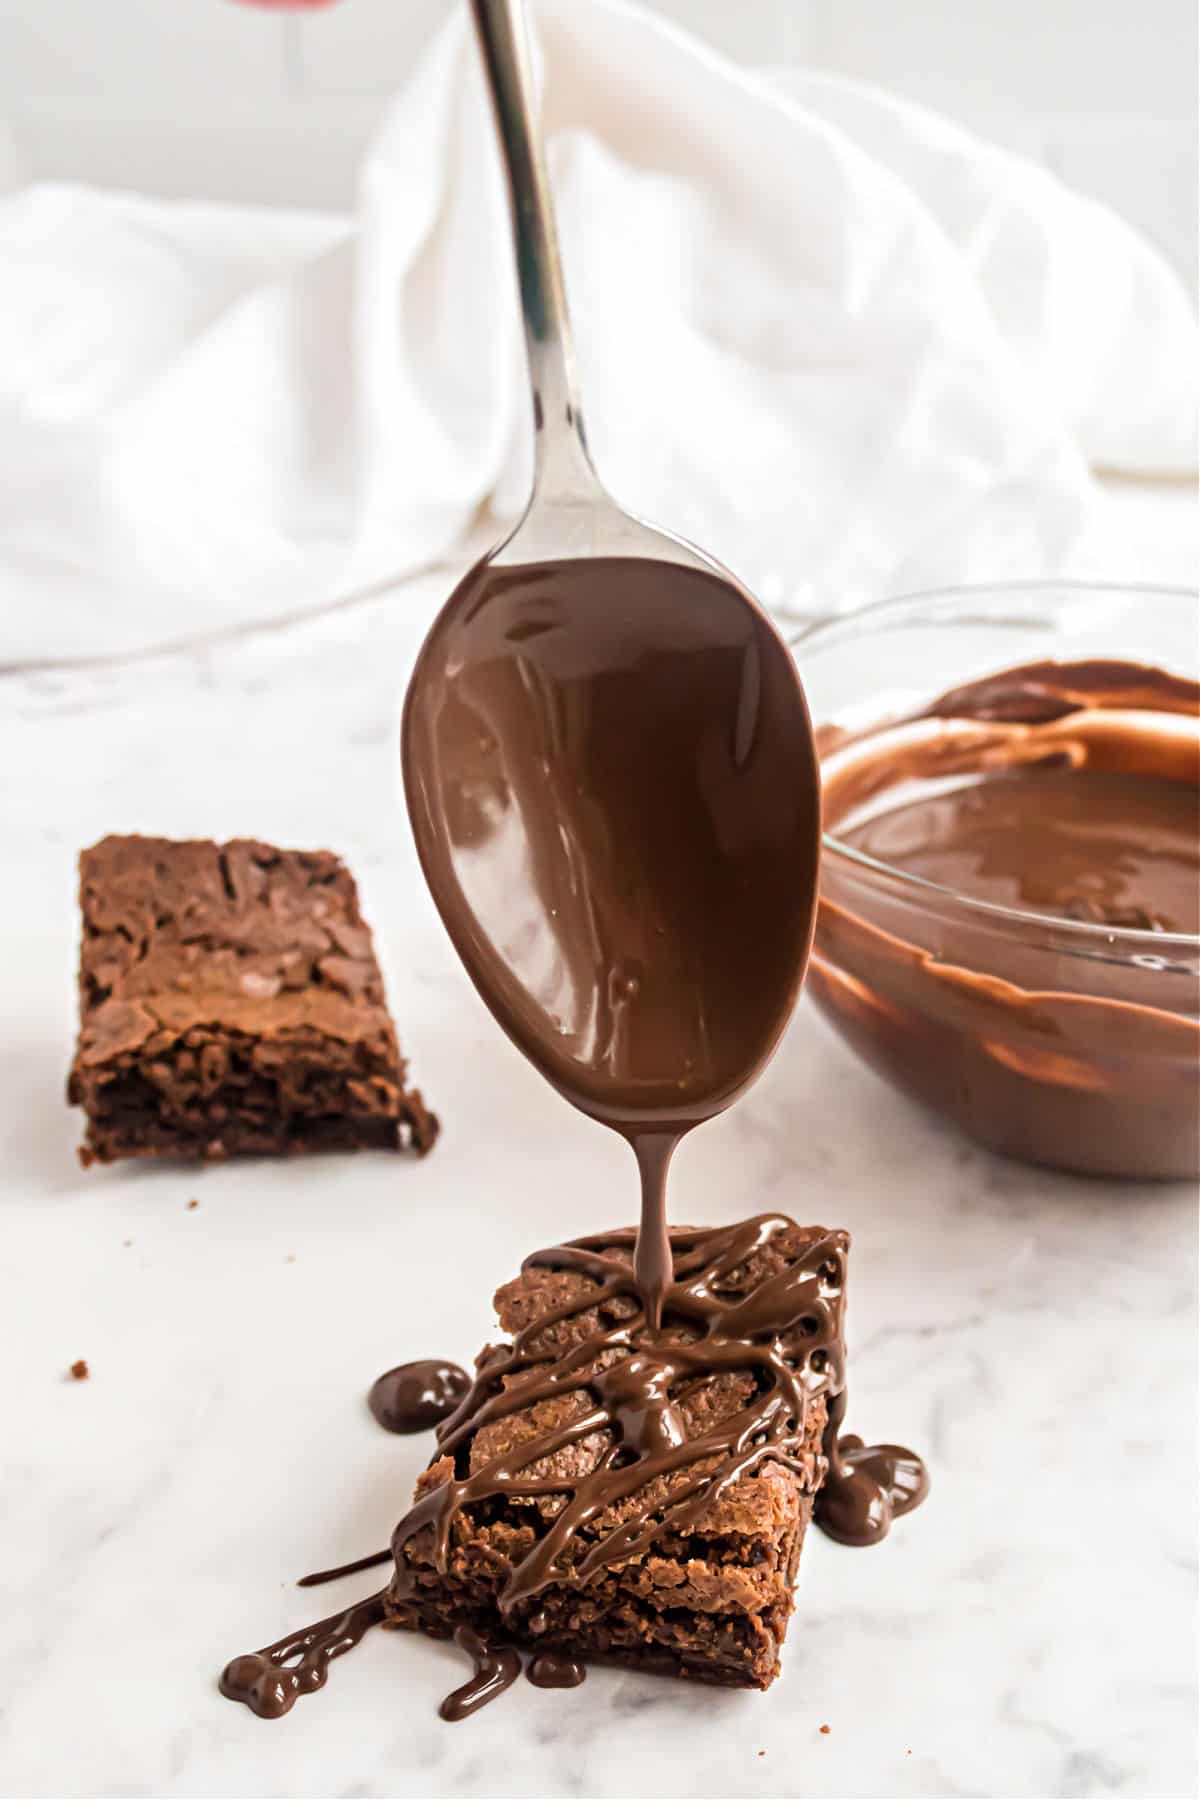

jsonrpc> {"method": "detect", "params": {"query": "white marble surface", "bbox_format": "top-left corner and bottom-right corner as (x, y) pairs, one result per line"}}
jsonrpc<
(1, 499), (1196, 1799)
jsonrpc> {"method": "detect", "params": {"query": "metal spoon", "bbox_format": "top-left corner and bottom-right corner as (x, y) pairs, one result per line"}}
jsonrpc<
(402, 0), (821, 1323)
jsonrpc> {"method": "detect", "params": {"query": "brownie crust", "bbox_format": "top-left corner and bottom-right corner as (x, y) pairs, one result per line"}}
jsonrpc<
(68, 835), (438, 1165)
(385, 1222), (834, 1690)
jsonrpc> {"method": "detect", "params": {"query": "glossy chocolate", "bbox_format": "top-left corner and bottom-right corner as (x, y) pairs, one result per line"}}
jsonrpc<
(388, 1215), (925, 1631)
(526, 1649), (587, 1689)
(844, 770), (1198, 934)
(402, 555), (821, 1328)
(814, 658), (1200, 1177)
(297, 1550), (392, 1589)
(438, 1626), (522, 1721)
(218, 1591), (386, 1719)
(368, 1360), (471, 1434)
(220, 1216), (926, 1724)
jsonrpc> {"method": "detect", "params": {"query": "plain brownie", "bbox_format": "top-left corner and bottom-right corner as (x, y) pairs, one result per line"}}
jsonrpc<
(385, 1217), (844, 1689)
(68, 835), (438, 1165)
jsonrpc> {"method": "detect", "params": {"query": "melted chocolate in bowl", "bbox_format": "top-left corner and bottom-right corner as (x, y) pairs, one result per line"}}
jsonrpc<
(813, 658), (1200, 1178)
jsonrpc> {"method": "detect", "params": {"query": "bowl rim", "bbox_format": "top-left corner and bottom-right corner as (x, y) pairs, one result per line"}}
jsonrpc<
(789, 578), (1200, 955)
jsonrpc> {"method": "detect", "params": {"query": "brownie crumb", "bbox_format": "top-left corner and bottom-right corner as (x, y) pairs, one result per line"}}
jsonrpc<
(69, 1359), (89, 1381)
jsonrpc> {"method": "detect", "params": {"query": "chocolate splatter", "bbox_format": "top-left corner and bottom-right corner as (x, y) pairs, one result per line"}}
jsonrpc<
(219, 1590), (386, 1719)
(368, 1360), (471, 1435)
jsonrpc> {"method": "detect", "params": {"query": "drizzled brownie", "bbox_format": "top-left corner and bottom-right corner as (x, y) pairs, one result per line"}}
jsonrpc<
(68, 835), (438, 1165)
(384, 1215), (847, 1690)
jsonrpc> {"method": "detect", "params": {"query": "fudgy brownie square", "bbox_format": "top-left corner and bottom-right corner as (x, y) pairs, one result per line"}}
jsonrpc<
(385, 1218), (843, 1690)
(68, 835), (438, 1165)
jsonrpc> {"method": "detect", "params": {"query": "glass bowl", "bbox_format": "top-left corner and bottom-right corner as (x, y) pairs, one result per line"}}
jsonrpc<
(789, 582), (1199, 1179)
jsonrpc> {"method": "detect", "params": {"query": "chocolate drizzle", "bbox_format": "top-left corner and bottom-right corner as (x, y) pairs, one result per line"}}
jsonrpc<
(368, 1359), (471, 1434)
(219, 1590), (386, 1719)
(297, 1549), (392, 1589)
(388, 1216), (925, 1614)
(817, 1394), (930, 1546)
(212, 1224), (917, 1728)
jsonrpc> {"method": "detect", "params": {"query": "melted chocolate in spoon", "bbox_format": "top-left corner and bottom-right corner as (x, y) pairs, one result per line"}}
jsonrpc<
(402, 554), (822, 1337)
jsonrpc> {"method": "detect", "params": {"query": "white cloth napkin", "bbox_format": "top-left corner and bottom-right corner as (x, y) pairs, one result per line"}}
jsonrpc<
(0, 0), (1194, 663)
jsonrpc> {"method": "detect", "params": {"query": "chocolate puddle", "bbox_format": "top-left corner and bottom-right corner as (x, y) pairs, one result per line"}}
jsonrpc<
(368, 1359), (471, 1434)
(402, 555), (824, 1329)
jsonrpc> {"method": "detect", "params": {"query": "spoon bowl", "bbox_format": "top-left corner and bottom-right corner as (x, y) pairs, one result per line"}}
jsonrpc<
(404, 543), (820, 1128)
(402, 0), (821, 1315)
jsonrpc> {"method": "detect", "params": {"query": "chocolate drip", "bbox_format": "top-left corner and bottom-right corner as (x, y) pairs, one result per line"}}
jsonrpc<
(390, 1216), (926, 1611)
(527, 1649), (587, 1689)
(630, 1131), (677, 1334)
(438, 1625), (522, 1721)
(368, 1359), (471, 1434)
(219, 1589), (386, 1718)
(815, 1392), (930, 1546)
(297, 1549), (392, 1589)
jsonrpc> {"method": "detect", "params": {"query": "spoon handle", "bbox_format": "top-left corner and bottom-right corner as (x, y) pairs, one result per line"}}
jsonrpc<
(471, 0), (598, 503)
